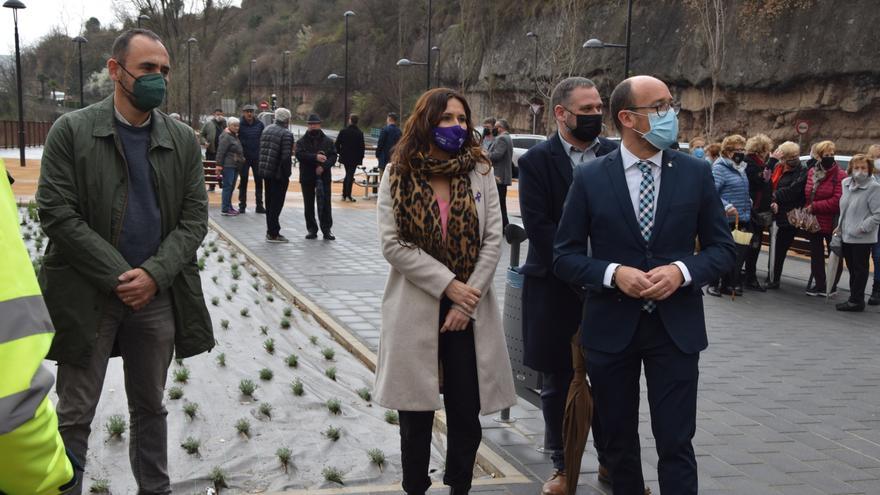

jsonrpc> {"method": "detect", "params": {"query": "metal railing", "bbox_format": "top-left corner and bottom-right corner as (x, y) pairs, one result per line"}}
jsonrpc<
(0, 120), (52, 148)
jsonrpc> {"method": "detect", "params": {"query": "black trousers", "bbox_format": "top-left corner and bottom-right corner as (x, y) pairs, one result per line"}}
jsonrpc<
(586, 312), (699, 495)
(843, 242), (872, 304)
(771, 226), (798, 283)
(264, 178), (289, 237)
(496, 183), (509, 228)
(342, 162), (358, 199)
(399, 298), (481, 495)
(301, 179), (333, 235)
(809, 232), (843, 290)
(720, 222), (751, 289)
(745, 217), (769, 279)
(237, 159), (263, 210)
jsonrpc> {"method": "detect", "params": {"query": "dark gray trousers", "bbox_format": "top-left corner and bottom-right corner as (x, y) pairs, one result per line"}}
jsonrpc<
(56, 291), (175, 495)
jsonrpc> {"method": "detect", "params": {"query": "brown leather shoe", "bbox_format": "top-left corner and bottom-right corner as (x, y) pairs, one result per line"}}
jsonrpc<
(541, 469), (566, 495)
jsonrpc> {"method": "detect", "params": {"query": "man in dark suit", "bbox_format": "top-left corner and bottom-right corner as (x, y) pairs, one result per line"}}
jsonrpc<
(518, 76), (618, 495)
(295, 113), (338, 240)
(375, 112), (401, 175)
(335, 113), (365, 202)
(554, 76), (735, 494)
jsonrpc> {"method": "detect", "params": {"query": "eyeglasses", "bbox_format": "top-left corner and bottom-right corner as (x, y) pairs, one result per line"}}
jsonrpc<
(626, 101), (681, 118)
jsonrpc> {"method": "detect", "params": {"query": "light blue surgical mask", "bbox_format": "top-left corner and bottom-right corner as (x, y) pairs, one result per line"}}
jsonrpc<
(693, 147), (705, 159)
(632, 111), (679, 150)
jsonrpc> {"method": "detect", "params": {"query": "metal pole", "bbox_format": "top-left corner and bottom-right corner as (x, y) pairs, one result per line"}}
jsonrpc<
(187, 43), (192, 128)
(249, 59), (254, 104)
(75, 39), (86, 109)
(533, 36), (538, 134)
(624, 0), (633, 79)
(12, 8), (25, 166)
(344, 15), (349, 123)
(426, 0), (431, 91)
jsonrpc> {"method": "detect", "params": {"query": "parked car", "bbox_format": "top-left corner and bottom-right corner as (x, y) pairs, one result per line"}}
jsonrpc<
(799, 154), (852, 169)
(510, 133), (548, 178)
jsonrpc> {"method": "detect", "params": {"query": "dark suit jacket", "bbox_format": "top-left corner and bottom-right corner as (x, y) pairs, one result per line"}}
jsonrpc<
(553, 148), (736, 355)
(375, 124), (401, 168)
(518, 133), (618, 371)
(295, 131), (337, 184)
(335, 124), (365, 166)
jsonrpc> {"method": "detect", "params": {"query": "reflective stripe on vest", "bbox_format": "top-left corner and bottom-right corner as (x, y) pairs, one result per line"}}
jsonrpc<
(0, 365), (54, 434)
(0, 294), (54, 345)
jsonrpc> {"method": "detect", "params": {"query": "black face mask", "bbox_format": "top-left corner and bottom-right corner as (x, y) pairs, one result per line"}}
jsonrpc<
(565, 111), (603, 143)
(732, 152), (745, 164)
(483, 127), (492, 137)
(820, 156), (835, 169)
(491, 128), (499, 137)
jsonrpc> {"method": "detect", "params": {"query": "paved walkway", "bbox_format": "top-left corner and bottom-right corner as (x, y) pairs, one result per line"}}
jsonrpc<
(212, 195), (880, 495)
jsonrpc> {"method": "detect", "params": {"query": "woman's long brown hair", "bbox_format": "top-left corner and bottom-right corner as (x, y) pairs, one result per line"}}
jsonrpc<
(391, 87), (489, 174)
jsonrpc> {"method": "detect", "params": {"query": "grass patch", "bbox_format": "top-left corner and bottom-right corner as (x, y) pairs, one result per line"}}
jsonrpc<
(325, 367), (337, 381)
(216, 352), (226, 367)
(259, 368), (274, 381)
(89, 479), (111, 493)
(324, 425), (341, 441)
(209, 466), (228, 491)
(235, 418), (251, 438)
(322, 466), (344, 485)
(326, 398), (341, 415)
(356, 388), (372, 402)
(280, 317), (291, 329)
(105, 414), (126, 439)
(183, 402), (199, 420)
(220, 319), (230, 330)
(239, 378), (257, 397)
(283, 306), (293, 317)
(321, 347), (335, 361)
(285, 354), (299, 368)
(173, 367), (190, 384)
(240, 307), (250, 317)
(384, 410), (399, 425)
(263, 338), (275, 354)
(168, 386), (184, 400)
(367, 448), (386, 471)
(181, 436), (200, 456)
(259, 402), (273, 419)
(309, 335), (318, 345)
(291, 378), (304, 396)
(276, 447), (292, 473)
(211, 296), (219, 306)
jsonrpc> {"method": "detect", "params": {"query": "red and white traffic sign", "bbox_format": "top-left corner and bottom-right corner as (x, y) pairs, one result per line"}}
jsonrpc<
(259, 101), (269, 110)
(795, 120), (810, 135)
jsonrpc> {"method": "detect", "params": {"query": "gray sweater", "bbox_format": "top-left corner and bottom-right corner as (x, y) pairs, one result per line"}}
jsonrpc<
(489, 133), (513, 186)
(838, 177), (880, 244)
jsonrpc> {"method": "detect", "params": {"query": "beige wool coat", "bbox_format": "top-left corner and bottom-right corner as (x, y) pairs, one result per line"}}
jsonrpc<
(374, 163), (517, 414)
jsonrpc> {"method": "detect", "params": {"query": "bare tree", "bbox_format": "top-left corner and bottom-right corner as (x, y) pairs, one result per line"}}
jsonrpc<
(687, 0), (726, 140)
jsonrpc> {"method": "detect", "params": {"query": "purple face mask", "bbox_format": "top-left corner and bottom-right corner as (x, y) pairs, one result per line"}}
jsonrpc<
(432, 125), (469, 154)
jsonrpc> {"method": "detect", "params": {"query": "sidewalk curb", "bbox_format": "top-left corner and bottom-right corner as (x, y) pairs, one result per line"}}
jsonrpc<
(209, 218), (532, 491)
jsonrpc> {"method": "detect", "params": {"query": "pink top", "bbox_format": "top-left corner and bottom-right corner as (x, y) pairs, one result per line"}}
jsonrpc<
(436, 195), (451, 240)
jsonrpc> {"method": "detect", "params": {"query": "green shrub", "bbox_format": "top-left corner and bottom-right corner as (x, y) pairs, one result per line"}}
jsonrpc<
(322, 347), (335, 361)
(89, 479), (110, 493)
(266, 294), (274, 302)
(220, 319), (229, 330)
(181, 436), (200, 456)
(173, 367), (190, 384)
(367, 448), (386, 471)
(356, 388), (372, 402)
(384, 410), (399, 425)
(105, 414), (126, 439)
(322, 466), (344, 485)
(183, 402), (199, 420)
(209, 466), (228, 490)
(263, 338), (275, 354)
(324, 425), (341, 441)
(291, 378), (304, 396)
(326, 398), (341, 415)
(240, 307), (250, 317)
(211, 275), (218, 284)
(283, 306), (292, 317)
(325, 367), (337, 381)
(280, 317), (291, 329)
(211, 296), (219, 306)
(230, 283), (238, 293)
(239, 378), (257, 397)
(216, 352), (226, 367)
(260, 325), (269, 335)
(235, 418), (251, 438)
(285, 354), (299, 368)
(277, 446), (292, 472)
(259, 402), (273, 419)
(168, 386), (184, 400)
(259, 367), (274, 381)
(309, 335), (318, 345)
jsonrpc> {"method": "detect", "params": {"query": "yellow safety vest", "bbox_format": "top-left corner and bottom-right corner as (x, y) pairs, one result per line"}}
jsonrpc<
(0, 158), (75, 494)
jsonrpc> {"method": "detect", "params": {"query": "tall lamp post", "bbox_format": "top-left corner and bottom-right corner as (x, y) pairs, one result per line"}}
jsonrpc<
(281, 50), (290, 107)
(396, 58), (429, 92)
(343, 10), (354, 122)
(249, 58), (256, 104)
(426, 0), (432, 90)
(430, 46), (440, 87)
(582, 0), (633, 81)
(327, 73), (345, 123)
(137, 14), (150, 28)
(72, 36), (88, 109)
(526, 31), (539, 133)
(186, 37), (197, 128)
(4, 0), (26, 167)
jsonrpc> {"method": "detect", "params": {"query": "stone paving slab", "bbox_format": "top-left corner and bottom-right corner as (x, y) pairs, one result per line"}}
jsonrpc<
(211, 198), (880, 495)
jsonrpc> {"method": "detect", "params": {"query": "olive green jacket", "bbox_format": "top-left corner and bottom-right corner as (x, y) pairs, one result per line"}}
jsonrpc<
(36, 95), (213, 368)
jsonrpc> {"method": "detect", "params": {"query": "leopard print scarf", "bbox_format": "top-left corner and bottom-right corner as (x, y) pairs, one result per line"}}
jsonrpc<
(389, 154), (481, 282)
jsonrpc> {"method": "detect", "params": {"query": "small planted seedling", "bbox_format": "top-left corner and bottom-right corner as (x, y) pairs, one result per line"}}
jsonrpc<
(231, 268), (241, 280)
(230, 252), (238, 259)
(290, 378), (304, 396)
(22, 232), (31, 241)
(356, 388), (372, 402)
(220, 319), (230, 330)
(322, 466), (344, 485)
(325, 367), (337, 381)
(175, 357), (183, 366)
(211, 275), (218, 284)
(326, 398), (341, 415)
(209, 466), (228, 491)
(259, 325), (269, 335)
(276, 447), (292, 473)
(208, 241), (216, 248)
(239, 379), (257, 397)
(280, 317), (291, 329)
(198, 258), (206, 271)
(251, 282), (260, 291)
(217, 254), (224, 263)
(231, 261), (239, 270)
(225, 292), (233, 301)
(89, 479), (111, 493)
(285, 354), (299, 368)
(105, 414), (126, 439)
(283, 306), (293, 317)
(384, 410), (399, 425)
(181, 436), (201, 456)
(259, 368), (274, 381)
(173, 367), (190, 384)
(324, 425), (341, 441)
(230, 283), (238, 293)
(309, 335), (319, 345)
(168, 386), (184, 400)
(235, 418), (251, 438)
(240, 307), (250, 317)
(211, 296), (219, 306)
(321, 347), (335, 361)
(263, 338), (275, 354)
(266, 294), (275, 302)
(259, 402), (273, 419)
(183, 402), (199, 420)
(367, 448), (386, 471)
(216, 352), (226, 367)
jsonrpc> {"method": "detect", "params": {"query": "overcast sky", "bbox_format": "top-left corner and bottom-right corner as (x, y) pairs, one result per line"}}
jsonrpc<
(1, 0), (241, 56)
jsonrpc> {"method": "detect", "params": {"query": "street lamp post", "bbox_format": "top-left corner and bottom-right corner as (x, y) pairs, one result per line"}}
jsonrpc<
(426, 0), (432, 91)
(137, 14), (150, 28)
(327, 73), (345, 123)
(249, 58), (256, 104)
(431, 46), (440, 87)
(281, 50), (290, 107)
(582, 0), (633, 81)
(343, 10), (354, 123)
(396, 58), (429, 94)
(4, 0), (26, 167)
(73, 36), (88, 109)
(186, 37), (197, 128)
(526, 31), (539, 134)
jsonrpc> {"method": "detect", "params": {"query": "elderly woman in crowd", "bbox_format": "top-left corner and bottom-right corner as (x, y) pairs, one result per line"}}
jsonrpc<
(216, 116), (244, 216)
(706, 142), (722, 165)
(768, 141), (808, 289)
(834, 154), (880, 311)
(375, 88), (516, 495)
(708, 134), (751, 297)
(743, 133), (775, 291)
(689, 136), (709, 163)
(803, 140), (847, 296)
(867, 144), (880, 305)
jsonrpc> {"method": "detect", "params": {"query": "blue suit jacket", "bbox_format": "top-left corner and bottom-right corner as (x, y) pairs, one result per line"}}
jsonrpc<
(553, 148), (736, 354)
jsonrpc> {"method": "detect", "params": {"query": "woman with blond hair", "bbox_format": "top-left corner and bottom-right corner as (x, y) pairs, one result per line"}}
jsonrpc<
(708, 134), (751, 297)
(375, 88), (516, 495)
(867, 144), (880, 304)
(743, 133), (775, 290)
(768, 141), (808, 288)
(803, 140), (847, 296)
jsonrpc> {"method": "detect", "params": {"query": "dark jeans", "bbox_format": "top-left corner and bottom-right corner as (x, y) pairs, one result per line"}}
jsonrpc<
(809, 232), (843, 291)
(302, 179), (333, 235)
(220, 167), (238, 212)
(745, 216), (770, 279)
(238, 159), (263, 210)
(586, 312), (699, 495)
(541, 370), (572, 471)
(56, 292), (175, 495)
(342, 162), (358, 198)
(265, 178), (289, 237)
(843, 242), (872, 304)
(399, 298), (481, 495)
(771, 226), (798, 283)
(872, 231), (880, 286)
(720, 222), (750, 289)
(497, 183), (509, 228)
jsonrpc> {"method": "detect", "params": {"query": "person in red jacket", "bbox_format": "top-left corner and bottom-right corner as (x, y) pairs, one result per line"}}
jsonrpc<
(803, 140), (847, 296)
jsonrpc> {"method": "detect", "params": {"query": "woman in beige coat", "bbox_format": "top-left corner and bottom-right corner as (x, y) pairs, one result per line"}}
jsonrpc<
(375, 88), (516, 495)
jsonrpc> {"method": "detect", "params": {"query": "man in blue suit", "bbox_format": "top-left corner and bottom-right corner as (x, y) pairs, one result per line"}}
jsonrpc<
(554, 76), (735, 494)
(518, 76), (618, 495)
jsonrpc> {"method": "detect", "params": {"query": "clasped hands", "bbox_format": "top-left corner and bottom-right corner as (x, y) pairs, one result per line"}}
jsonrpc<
(441, 279), (481, 333)
(614, 264), (684, 302)
(115, 268), (158, 311)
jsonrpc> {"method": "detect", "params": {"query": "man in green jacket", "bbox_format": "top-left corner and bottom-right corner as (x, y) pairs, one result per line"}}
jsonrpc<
(36, 29), (212, 495)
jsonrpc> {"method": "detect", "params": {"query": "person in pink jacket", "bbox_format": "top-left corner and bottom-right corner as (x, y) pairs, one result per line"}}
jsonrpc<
(803, 140), (847, 296)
